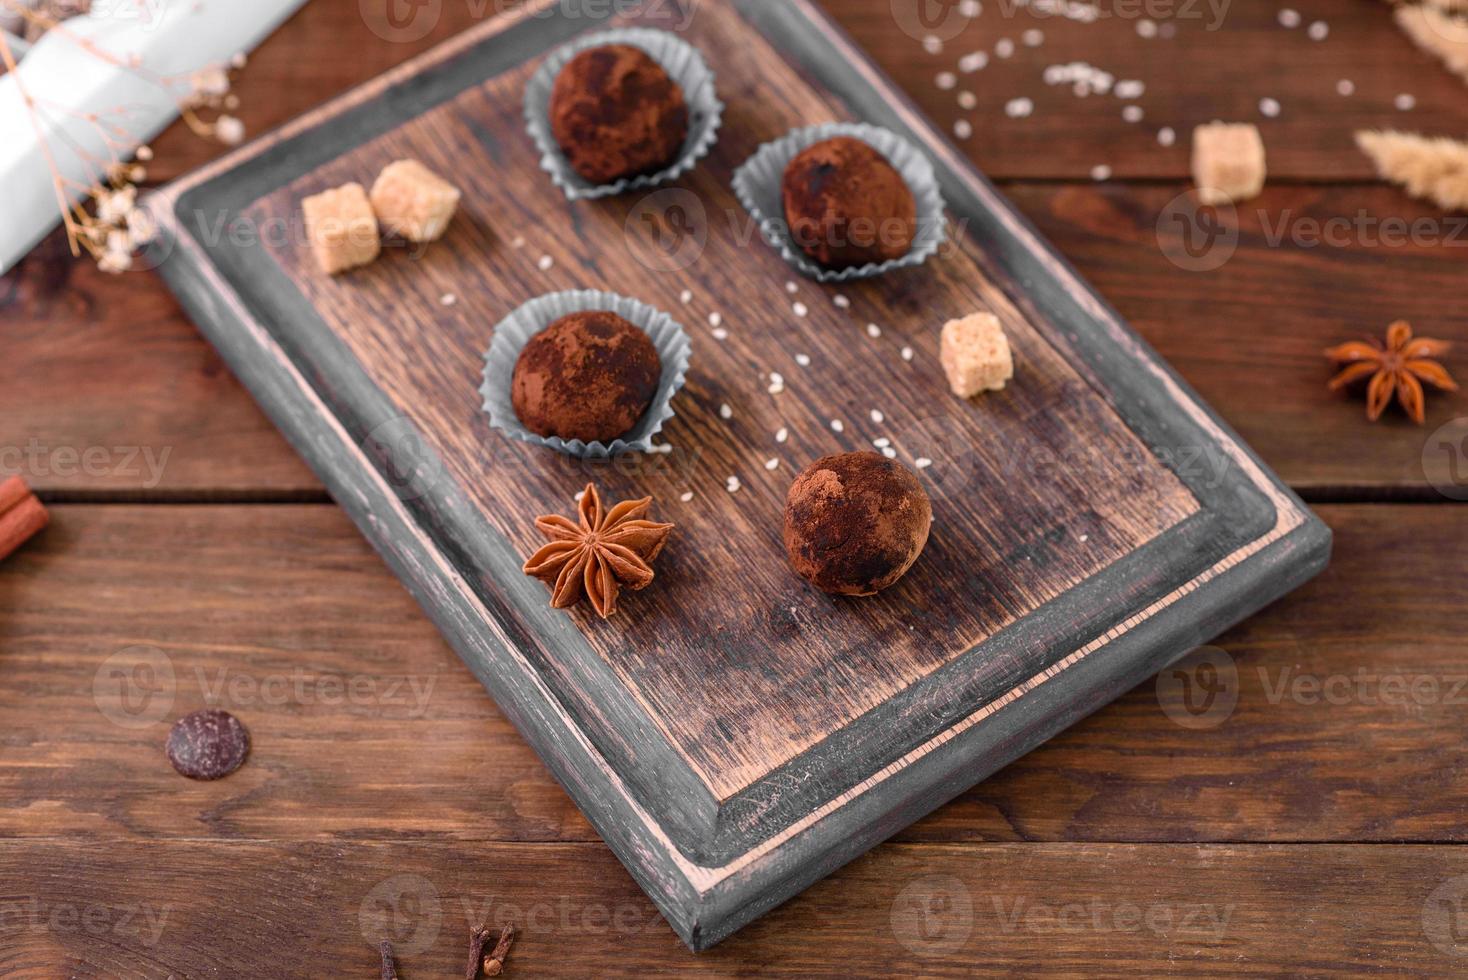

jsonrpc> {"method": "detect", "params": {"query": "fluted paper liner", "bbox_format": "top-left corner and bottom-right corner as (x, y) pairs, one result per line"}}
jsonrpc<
(524, 27), (724, 201)
(481, 290), (692, 458)
(731, 122), (947, 281)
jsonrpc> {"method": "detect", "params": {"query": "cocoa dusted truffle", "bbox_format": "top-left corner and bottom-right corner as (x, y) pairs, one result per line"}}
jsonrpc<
(549, 44), (689, 185)
(783, 452), (932, 596)
(511, 311), (662, 444)
(782, 136), (917, 269)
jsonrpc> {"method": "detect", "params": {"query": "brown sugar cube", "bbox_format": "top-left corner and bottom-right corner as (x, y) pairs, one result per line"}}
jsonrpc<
(370, 159), (461, 243)
(1191, 122), (1266, 205)
(301, 182), (380, 274)
(941, 312), (1013, 398)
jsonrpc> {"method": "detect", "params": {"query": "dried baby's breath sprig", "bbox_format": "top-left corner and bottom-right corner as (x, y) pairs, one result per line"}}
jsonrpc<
(1356, 129), (1468, 211)
(1395, 3), (1468, 84)
(0, 0), (249, 270)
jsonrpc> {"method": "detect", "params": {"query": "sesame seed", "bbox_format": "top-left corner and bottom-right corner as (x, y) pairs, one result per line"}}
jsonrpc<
(440, 293), (457, 306)
(785, 280), (798, 294)
(1080, 533), (1089, 542)
(915, 457), (933, 469)
(537, 254), (554, 270)
(726, 476), (741, 493)
(719, 403), (733, 419)
(834, 294), (851, 308)
(680, 288), (693, 304)
(1337, 79), (1355, 97)
(901, 346), (914, 361)
(793, 302), (809, 317)
(1122, 105), (1144, 123)
(1114, 79), (1144, 100)
(1278, 8), (1300, 28)
(1091, 164), (1112, 181)
(1395, 93), (1417, 111)
(923, 34), (942, 55)
(954, 119), (973, 139)
(1157, 126), (1176, 147)
(769, 372), (785, 386)
(959, 0), (980, 15)
(995, 38), (1014, 59)
(511, 235), (526, 249)
(680, 491), (694, 502)
(776, 427), (789, 443)
(712, 328), (728, 341)
(830, 419), (845, 433)
(1005, 97), (1034, 119)
(574, 490), (586, 501)
(958, 90), (978, 110)
(709, 311), (722, 327)
(795, 353), (811, 367)
(1136, 19), (1157, 38)
(882, 447), (897, 459)
(958, 51), (989, 74)
(866, 323), (882, 338)
(871, 409), (885, 423)
(873, 437), (891, 448)
(1307, 20), (1328, 41)
(1022, 29), (1044, 47)
(765, 458), (780, 471)
(1259, 97), (1281, 118)
(936, 71), (957, 91)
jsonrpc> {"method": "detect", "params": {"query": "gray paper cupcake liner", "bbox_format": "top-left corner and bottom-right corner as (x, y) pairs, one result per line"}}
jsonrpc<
(524, 27), (724, 201)
(481, 290), (692, 458)
(731, 122), (947, 282)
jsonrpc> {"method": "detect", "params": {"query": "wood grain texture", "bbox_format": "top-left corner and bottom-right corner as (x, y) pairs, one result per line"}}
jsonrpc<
(2, 839), (1466, 977)
(246, 0), (1198, 802)
(0, 504), (1455, 847)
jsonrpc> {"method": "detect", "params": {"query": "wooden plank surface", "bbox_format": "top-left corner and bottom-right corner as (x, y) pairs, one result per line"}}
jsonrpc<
(2, 839), (1464, 977)
(0, 503), (1459, 846)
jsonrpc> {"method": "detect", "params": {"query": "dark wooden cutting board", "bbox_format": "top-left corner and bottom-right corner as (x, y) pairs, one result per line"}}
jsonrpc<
(146, 0), (1330, 951)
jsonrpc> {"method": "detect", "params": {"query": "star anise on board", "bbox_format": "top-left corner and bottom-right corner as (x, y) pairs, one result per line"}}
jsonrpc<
(522, 484), (674, 619)
(1325, 320), (1458, 425)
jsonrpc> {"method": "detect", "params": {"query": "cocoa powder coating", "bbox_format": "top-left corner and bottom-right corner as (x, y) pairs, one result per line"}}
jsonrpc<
(783, 452), (932, 596)
(781, 136), (917, 269)
(511, 311), (662, 444)
(549, 44), (690, 185)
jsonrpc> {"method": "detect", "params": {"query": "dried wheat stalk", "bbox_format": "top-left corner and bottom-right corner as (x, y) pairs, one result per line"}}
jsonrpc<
(1395, 3), (1468, 83)
(1356, 129), (1468, 211)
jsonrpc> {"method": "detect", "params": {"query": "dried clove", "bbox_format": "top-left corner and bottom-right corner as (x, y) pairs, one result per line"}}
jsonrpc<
(482, 925), (515, 977)
(379, 940), (399, 980)
(464, 923), (492, 980)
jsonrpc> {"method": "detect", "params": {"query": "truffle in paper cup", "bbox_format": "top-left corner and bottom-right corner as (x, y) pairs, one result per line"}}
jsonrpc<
(481, 290), (692, 458)
(524, 27), (723, 201)
(731, 122), (947, 282)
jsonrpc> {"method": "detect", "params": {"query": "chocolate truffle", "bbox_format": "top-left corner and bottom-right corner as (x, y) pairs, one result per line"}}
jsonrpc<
(783, 452), (932, 596)
(781, 136), (917, 269)
(511, 311), (662, 444)
(549, 44), (689, 185)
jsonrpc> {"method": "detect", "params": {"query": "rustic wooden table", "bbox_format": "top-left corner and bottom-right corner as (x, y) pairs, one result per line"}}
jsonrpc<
(3, 0), (1466, 975)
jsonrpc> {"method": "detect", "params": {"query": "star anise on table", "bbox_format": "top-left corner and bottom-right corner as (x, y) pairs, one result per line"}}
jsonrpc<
(1325, 320), (1458, 425)
(522, 483), (674, 619)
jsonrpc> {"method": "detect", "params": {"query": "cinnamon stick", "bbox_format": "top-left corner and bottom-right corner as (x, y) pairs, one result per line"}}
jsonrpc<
(0, 477), (47, 563)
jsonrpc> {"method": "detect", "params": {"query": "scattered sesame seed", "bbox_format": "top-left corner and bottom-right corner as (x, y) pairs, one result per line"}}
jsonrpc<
(776, 427), (789, 443)
(958, 0), (980, 15)
(440, 293), (457, 306)
(882, 447), (898, 459)
(915, 457), (933, 469)
(935, 71), (957, 91)
(1395, 93), (1417, 111)
(1005, 97), (1034, 119)
(1158, 126), (1177, 147)
(1115, 79), (1145, 100)
(511, 235), (526, 249)
(901, 346), (915, 361)
(923, 34), (942, 55)
(870, 409), (885, 423)
(995, 38), (1014, 59)
(680, 491), (694, 502)
(954, 119), (973, 139)
(709, 311), (722, 327)
(1079, 533), (1089, 542)
(1122, 105), (1144, 123)
(958, 51), (989, 74)
(785, 280), (798, 294)
(1307, 20), (1328, 41)
(574, 490), (586, 501)
(712, 328), (729, 341)
(1259, 97), (1281, 118)
(726, 476), (741, 493)
(866, 323), (882, 338)
(957, 90), (978, 110)
(1278, 8), (1300, 28)
(719, 403), (733, 419)
(769, 372), (785, 386)
(793, 301), (809, 317)
(1337, 79), (1355, 97)
(1022, 29), (1044, 47)
(765, 458), (780, 471)
(834, 294), (850, 308)
(830, 419), (845, 433)
(680, 288), (693, 304)
(795, 353), (812, 367)
(537, 254), (554, 270)
(1136, 19), (1157, 38)
(1091, 164), (1112, 181)
(873, 437), (892, 448)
